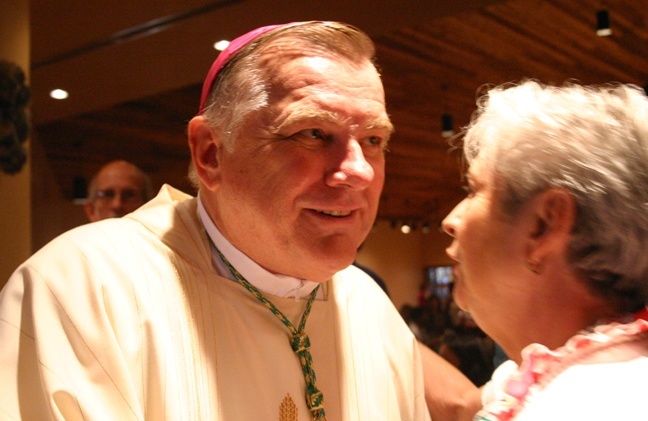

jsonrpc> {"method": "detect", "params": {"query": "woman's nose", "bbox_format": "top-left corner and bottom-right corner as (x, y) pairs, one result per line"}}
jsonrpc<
(442, 200), (465, 237)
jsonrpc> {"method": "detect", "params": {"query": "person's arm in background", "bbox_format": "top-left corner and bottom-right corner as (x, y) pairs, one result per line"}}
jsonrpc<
(418, 341), (483, 421)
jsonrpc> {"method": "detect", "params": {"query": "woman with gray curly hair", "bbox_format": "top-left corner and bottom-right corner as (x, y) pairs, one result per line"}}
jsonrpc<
(441, 80), (648, 420)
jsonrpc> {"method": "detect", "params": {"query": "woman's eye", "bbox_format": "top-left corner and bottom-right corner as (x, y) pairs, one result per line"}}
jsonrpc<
(462, 185), (475, 198)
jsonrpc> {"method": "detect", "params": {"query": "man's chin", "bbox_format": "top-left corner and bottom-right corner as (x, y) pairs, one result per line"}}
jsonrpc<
(308, 251), (356, 282)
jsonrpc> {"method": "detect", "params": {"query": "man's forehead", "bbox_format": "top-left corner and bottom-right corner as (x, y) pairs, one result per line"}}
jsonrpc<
(265, 60), (385, 103)
(254, 49), (391, 131)
(97, 169), (142, 185)
(258, 42), (376, 78)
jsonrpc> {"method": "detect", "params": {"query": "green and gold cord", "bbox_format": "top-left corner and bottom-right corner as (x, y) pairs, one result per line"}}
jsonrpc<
(211, 242), (326, 420)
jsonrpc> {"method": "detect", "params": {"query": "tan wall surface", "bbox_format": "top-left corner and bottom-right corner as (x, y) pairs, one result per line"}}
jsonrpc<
(357, 219), (454, 312)
(30, 136), (88, 253)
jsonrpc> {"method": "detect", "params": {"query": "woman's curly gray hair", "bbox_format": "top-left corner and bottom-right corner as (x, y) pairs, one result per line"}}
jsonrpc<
(463, 80), (648, 312)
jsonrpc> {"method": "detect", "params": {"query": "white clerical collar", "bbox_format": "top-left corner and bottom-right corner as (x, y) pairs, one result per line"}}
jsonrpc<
(197, 195), (320, 300)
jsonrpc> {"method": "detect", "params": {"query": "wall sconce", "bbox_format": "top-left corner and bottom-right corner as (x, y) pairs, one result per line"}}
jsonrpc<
(441, 113), (454, 138)
(596, 10), (612, 37)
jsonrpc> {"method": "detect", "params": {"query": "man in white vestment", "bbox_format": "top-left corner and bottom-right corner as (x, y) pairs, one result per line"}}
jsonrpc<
(0, 21), (475, 420)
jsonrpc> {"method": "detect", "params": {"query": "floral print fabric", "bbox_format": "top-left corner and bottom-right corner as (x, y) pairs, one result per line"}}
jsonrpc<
(476, 316), (648, 421)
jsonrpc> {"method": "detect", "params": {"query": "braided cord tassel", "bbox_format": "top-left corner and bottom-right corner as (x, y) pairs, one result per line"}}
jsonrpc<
(291, 332), (326, 420)
(213, 245), (327, 420)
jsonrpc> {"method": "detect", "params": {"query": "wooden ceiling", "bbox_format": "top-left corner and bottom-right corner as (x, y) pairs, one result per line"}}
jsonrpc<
(30, 0), (648, 225)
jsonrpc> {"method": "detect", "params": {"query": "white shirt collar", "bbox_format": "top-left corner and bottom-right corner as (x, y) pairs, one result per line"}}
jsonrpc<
(197, 195), (320, 300)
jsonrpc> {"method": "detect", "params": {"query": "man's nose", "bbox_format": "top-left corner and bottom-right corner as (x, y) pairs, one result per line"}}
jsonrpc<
(326, 140), (374, 190)
(110, 195), (125, 209)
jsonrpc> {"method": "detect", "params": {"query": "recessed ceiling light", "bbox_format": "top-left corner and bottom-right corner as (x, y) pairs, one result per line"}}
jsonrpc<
(441, 113), (455, 138)
(596, 10), (612, 37)
(400, 223), (411, 234)
(50, 89), (69, 100)
(213, 40), (230, 51)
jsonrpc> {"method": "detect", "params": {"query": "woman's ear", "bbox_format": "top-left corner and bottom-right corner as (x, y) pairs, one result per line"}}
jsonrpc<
(188, 116), (222, 192)
(527, 188), (576, 263)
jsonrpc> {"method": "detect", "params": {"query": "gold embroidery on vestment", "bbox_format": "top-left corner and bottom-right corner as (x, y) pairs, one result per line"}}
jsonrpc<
(280, 394), (298, 421)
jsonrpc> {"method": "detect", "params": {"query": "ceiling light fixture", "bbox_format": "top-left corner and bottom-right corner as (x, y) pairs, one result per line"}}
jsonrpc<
(441, 113), (454, 138)
(596, 10), (612, 37)
(421, 221), (431, 234)
(213, 40), (230, 51)
(49, 89), (69, 100)
(400, 222), (411, 234)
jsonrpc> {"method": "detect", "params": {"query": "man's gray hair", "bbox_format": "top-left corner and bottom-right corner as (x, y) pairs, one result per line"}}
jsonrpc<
(201, 21), (377, 149)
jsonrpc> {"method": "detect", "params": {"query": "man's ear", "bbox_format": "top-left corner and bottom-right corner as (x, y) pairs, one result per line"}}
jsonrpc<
(188, 116), (222, 192)
(527, 187), (576, 263)
(84, 201), (96, 222)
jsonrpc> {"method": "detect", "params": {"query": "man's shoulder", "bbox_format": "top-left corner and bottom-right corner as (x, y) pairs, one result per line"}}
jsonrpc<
(28, 189), (191, 270)
(335, 264), (377, 288)
(136, 184), (194, 212)
(332, 265), (393, 311)
(27, 217), (154, 270)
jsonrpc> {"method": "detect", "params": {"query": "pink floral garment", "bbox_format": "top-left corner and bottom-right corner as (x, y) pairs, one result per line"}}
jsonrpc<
(476, 312), (648, 421)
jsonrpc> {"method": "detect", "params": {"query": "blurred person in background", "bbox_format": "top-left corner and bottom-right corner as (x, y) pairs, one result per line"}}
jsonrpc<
(84, 159), (153, 222)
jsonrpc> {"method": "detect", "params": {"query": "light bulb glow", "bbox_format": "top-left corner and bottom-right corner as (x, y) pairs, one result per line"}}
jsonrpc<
(50, 89), (69, 100)
(213, 40), (230, 51)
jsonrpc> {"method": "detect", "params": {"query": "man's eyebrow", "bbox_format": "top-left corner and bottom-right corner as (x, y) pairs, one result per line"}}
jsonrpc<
(273, 109), (342, 133)
(273, 109), (394, 136)
(367, 119), (395, 135)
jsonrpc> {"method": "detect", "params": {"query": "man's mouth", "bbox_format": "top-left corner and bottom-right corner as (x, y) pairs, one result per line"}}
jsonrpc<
(315, 209), (351, 217)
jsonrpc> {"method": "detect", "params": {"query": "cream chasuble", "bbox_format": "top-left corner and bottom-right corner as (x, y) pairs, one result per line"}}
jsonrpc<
(0, 185), (430, 420)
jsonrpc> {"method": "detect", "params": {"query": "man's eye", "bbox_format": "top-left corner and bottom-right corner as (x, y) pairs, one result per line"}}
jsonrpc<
(369, 136), (386, 148)
(363, 135), (388, 152)
(298, 129), (326, 140)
